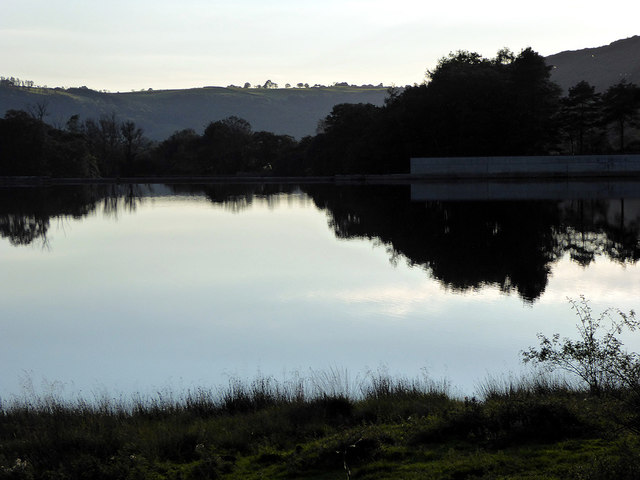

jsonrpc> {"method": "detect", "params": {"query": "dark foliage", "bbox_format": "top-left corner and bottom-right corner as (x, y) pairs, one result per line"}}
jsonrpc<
(302, 48), (564, 174)
(556, 79), (640, 154)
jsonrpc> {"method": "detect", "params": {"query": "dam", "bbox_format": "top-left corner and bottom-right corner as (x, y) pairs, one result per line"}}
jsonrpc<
(410, 155), (640, 178)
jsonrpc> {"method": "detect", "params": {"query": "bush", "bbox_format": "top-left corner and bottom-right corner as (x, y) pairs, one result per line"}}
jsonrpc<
(522, 296), (638, 395)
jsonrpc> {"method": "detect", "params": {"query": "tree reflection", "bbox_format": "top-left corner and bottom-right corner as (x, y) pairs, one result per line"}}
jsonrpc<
(170, 183), (302, 213)
(99, 184), (146, 218)
(0, 183), (300, 246)
(1, 183), (638, 302)
(304, 185), (640, 302)
(557, 199), (640, 266)
(0, 213), (49, 246)
(0, 185), (145, 246)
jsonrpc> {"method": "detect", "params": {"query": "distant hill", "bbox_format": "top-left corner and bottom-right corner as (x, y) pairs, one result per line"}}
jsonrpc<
(3, 36), (638, 141)
(545, 35), (640, 92)
(0, 84), (388, 140)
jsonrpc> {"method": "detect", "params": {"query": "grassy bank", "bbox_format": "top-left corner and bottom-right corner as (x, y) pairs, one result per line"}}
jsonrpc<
(2, 371), (640, 479)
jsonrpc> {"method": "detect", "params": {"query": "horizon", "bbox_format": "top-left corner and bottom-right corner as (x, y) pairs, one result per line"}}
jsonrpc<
(1, 79), (393, 93)
(1, 0), (638, 92)
(1, 32), (634, 94)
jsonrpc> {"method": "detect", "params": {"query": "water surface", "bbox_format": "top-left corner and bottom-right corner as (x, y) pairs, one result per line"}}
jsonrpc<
(2, 182), (639, 399)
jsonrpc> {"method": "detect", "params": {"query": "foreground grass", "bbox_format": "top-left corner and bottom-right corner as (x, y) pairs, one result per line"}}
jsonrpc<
(2, 373), (640, 479)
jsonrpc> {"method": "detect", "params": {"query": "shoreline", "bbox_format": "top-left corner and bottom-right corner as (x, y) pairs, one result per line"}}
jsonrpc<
(3, 171), (640, 187)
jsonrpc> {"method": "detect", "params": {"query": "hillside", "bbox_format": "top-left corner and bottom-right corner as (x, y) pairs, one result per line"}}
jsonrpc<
(2, 35), (639, 141)
(0, 84), (388, 140)
(546, 35), (640, 92)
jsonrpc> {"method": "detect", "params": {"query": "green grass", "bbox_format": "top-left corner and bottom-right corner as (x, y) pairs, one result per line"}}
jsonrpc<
(1, 372), (640, 479)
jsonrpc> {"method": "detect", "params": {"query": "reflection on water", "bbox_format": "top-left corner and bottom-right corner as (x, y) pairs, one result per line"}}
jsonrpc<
(0, 184), (315, 245)
(306, 183), (640, 301)
(1, 181), (639, 399)
(2, 182), (639, 302)
(0, 184), (146, 246)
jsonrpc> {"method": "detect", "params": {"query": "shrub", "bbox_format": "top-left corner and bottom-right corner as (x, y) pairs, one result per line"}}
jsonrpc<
(522, 296), (638, 395)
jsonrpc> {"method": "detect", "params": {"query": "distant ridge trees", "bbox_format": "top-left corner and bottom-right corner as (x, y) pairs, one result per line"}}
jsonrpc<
(0, 76), (36, 88)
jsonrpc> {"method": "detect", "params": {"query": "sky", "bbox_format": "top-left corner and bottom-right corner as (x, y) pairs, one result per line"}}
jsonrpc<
(1, 0), (638, 92)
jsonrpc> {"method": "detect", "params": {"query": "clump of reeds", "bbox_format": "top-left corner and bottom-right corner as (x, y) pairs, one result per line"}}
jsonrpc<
(475, 372), (578, 402)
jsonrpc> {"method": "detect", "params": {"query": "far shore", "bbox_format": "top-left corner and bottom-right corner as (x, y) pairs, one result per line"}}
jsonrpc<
(3, 170), (640, 187)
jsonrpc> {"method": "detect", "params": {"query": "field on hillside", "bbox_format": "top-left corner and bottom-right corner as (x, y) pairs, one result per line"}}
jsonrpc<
(0, 84), (389, 140)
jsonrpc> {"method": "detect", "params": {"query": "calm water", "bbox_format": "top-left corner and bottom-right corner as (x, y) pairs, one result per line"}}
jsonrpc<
(1, 182), (640, 400)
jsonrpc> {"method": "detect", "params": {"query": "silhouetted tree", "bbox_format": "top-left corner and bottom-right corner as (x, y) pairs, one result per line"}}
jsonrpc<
(120, 120), (144, 175)
(81, 114), (150, 176)
(249, 131), (297, 173)
(65, 114), (81, 134)
(83, 113), (122, 176)
(45, 127), (97, 177)
(558, 81), (603, 154)
(507, 48), (562, 154)
(27, 100), (50, 121)
(376, 48), (561, 164)
(0, 109), (100, 177)
(0, 109), (46, 175)
(201, 116), (253, 173)
(418, 50), (510, 155)
(602, 80), (640, 152)
(153, 128), (200, 174)
(309, 103), (384, 174)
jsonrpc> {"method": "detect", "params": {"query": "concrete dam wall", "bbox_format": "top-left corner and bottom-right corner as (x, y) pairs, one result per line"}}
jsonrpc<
(410, 155), (640, 178)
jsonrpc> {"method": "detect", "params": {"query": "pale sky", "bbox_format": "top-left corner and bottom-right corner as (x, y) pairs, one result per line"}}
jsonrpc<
(1, 0), (638, 92)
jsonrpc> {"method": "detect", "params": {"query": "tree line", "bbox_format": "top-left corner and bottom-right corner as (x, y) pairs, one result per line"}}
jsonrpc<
(0, 76), (36, 88)
(557, 79), (640, 154)
(0, 111), (300, 178)
(234, 81), (387, 89)
(2, 47), (640, 178)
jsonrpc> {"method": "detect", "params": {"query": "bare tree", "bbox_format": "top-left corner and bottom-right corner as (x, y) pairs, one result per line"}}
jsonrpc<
(28, 100), (49, 121)
(120, 120), (144, 174)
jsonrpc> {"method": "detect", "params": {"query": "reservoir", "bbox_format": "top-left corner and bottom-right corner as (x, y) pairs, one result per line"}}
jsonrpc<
(1, 182), (639, 401)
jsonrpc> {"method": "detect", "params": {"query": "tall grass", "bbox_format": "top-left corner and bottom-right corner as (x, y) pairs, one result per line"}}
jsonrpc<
(0, 368), (452, 421)
(475, 372), (579, 401)
(0, 370), (636, 479)
(0, 370), (455, 477)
